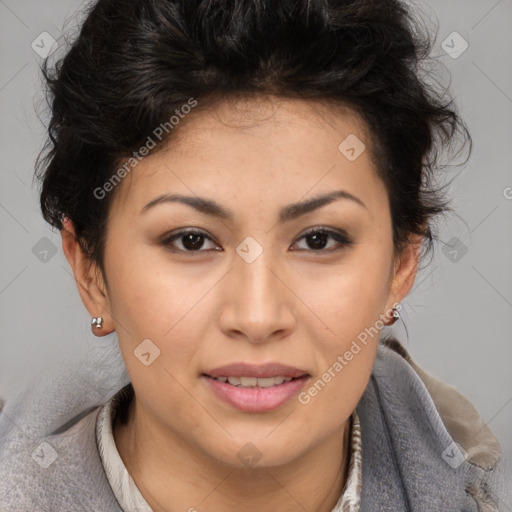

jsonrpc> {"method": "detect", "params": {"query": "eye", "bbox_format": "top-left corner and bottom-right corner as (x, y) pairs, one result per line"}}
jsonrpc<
(291, 227), (352, 252)
(160, 229), (221, 253)
(160, 227), (352, 254)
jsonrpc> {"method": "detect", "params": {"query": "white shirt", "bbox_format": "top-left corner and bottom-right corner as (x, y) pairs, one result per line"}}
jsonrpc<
(96, 389), (362, 512)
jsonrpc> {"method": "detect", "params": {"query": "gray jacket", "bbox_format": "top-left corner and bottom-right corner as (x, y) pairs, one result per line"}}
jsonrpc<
(0, 338), (510, 511)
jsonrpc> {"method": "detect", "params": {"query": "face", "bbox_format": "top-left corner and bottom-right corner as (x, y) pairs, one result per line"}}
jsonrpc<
(76, 96), (416, 468)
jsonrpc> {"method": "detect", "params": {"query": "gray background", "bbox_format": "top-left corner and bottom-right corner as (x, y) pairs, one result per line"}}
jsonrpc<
(1, 0), (511, 461)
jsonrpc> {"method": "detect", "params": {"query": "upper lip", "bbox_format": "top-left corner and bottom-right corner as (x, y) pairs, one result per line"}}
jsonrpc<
(204, 363), (309, 379)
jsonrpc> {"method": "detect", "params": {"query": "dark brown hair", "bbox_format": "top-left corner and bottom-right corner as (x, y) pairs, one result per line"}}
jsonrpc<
(35, 0), (469, 273)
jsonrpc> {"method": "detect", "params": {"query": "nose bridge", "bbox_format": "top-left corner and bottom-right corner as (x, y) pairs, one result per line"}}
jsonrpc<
(239, 251), (277, 303)
(222, 239), (294, 340)
(234, 233), (277, 296)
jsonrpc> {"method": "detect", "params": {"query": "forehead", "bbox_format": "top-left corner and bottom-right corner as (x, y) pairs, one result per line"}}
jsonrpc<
(108, 95), (385, 219)
(169, 95), (371, 151)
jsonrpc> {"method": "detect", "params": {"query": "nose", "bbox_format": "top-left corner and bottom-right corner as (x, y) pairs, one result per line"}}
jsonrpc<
(219, 248), (296, 344)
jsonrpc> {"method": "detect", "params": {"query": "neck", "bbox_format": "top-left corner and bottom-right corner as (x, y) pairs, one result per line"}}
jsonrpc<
(113, 397), (352, 512)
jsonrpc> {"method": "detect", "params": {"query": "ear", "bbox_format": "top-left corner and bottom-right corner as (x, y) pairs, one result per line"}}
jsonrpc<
(61, 217), (114, 337)
(384, 233), (424, 314)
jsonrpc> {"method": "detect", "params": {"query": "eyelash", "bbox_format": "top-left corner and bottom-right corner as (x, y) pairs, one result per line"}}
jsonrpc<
(160, 227), (352, 254)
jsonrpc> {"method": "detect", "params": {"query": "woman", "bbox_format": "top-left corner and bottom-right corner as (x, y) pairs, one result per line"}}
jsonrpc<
(0, 0), (509, 510)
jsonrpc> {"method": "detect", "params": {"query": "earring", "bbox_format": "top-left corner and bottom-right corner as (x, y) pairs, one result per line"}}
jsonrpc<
(389, 304), (401, 325)
(91, 316), (103, 329)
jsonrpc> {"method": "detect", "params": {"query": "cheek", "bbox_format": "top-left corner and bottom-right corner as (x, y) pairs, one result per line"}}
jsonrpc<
(295, 267), (387, 429)
(282, 248), (391, 426)
(295, 343), (376, 447)
(106, 240), (190, 332)
(104, 241), (212, 379)
(105, 248), (207, 415)
(300, 245), (393, 344)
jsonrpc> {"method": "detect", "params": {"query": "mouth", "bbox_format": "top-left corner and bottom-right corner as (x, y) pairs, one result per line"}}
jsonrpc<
(201, 363), (310, 412)
(204, 361), (309, 380)
(203, 375), (305, 388)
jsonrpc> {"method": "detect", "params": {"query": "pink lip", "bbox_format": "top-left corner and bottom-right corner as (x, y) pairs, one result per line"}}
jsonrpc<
(205, 362), (309, 379)
(202, 374), (310, 413)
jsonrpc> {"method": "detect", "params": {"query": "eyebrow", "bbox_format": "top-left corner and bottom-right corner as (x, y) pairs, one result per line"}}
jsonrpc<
(140, 189), (367, 223)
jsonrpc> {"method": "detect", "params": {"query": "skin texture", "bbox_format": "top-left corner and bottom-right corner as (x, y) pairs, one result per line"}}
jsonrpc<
(62, 95), (423, 512)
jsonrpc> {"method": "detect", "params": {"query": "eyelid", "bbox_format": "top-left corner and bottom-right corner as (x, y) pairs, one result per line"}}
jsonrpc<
(160, 228), (221, 252)
(160, 225), (352, 254)
(298, 226), (351, 240)
(291, 226), (352, 251)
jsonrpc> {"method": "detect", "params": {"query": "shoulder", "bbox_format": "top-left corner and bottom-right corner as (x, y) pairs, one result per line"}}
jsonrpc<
(375, 337), (501, 470)
(357, 337), (507, 511)
(0, 402), (122, 512)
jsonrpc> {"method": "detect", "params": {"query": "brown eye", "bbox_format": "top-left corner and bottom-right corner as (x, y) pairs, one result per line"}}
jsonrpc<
(292, 228), (352, 252)
(161, 229), (220, 253)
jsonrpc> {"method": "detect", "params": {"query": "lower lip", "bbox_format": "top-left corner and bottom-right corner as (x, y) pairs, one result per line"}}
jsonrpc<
(202, 375), (310, 412)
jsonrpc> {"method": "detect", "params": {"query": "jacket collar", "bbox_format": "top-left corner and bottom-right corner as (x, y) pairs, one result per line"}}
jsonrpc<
(356, 338), (501, 511)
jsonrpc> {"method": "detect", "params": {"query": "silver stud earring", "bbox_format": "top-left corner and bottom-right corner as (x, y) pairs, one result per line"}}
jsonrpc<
(389, 304), (401, 325)
(91, 316), (103, 329)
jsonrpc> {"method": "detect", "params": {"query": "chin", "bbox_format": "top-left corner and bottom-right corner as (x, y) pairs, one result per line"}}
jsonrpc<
(199, 432), (310, 470)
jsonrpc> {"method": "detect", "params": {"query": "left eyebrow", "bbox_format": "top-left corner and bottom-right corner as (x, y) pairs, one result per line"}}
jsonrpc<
(278, 190), (367, 222)
(140, 189), (367, 222)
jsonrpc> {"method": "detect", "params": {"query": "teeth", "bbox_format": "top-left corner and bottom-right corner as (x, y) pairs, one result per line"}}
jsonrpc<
(257, 377), (283, 387)
(239, 376), (258, 387)
(216, 376), (295, 387)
